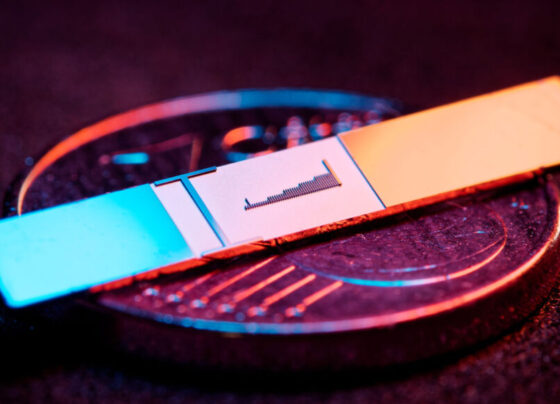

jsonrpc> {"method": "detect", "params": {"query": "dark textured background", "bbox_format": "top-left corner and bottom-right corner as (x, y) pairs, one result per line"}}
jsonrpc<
(1, 1), (560, 402)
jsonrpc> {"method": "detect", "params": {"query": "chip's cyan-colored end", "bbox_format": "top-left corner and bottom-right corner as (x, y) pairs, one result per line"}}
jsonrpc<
(0, 185), (193, 307)
(339, 76), (560, 207)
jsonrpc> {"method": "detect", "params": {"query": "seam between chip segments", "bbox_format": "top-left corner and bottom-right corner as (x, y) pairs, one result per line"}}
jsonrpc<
(335, 135), (386, 209)
(154, 166), (229, 248)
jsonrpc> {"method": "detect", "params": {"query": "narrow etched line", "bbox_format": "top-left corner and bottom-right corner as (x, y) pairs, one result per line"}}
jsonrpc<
(262, 274), (316, 307)
(181, 270), (218, 293)
(232, 265), (296, 303)
(206, 257), (275, 297)
(247, 274), (316, 317)
(217, 266), (297, 314)
(190, 256), (276, 308)
(303, 280), (343, 306)
(164, 270), (220, 304)
(285, 280), (344, 317)
(180, 176), (228, 246)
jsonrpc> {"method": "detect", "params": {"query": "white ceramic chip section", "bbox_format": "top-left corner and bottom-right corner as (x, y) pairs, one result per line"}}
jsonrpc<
(190, 137), (384, 244)
(151, 181), (222, 256)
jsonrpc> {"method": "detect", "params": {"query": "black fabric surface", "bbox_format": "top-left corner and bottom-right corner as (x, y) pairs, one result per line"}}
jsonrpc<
(1, 1), (560, 402)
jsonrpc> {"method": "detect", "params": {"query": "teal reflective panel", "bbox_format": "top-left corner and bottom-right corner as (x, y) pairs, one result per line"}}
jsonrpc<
(0, 185), (192, 307)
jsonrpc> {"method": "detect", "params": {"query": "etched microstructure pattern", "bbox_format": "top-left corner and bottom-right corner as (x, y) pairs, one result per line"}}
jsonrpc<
(244, 160), (341, 210)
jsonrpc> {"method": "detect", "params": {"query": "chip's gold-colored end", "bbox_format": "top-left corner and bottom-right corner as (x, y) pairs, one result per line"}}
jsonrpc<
(339, 76), (560, 207)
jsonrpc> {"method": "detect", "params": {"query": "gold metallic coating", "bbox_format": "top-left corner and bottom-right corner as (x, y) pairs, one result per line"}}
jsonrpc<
(340, 77), (560, 207)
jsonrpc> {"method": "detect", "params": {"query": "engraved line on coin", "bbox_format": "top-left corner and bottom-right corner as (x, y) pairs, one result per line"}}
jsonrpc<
(190, 256), (276, 308)
(285, 281), (344, 317)
(217, 265), (296, 313)
(248, 274), (317, 317)
(378, 236), (504, 274)
(157, 270), (219, 304)
(100, 133), (197, 166)
(290, 207), (507, 286)
(181, 270), (219, 292)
